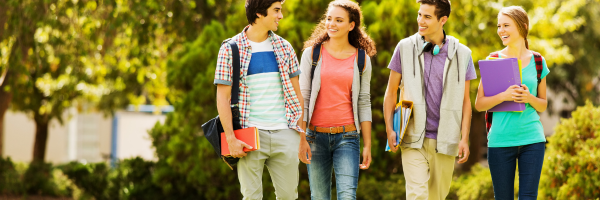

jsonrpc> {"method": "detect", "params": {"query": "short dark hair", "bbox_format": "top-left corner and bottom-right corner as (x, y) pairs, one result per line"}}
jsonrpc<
(417, 0), (451, 20)
(245, 0), (285, 25)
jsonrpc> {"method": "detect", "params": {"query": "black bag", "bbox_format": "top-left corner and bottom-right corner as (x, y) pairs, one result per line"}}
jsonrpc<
(201, 40), (242, 170)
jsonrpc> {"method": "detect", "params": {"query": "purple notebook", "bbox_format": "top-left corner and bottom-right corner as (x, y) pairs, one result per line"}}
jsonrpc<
(478, 58), (525, 112)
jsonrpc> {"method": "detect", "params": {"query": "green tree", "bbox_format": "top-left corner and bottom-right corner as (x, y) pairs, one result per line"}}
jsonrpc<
(547, 0), (600, 108)
(146, 0), (248, 198)
(0, 0), (112, 163)
(0, 0), (177, 163)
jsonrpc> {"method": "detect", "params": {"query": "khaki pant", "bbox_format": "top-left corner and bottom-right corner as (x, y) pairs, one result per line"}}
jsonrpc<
(401, 138), (455, 200)
(238, 129), (300, 200)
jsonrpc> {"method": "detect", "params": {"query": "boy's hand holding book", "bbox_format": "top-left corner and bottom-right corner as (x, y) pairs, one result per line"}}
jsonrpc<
(226, 136), (253, 158)
(386, 129), (398, 153)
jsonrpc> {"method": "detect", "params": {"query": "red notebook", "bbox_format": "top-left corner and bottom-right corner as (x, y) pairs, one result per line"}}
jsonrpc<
(220, 127), (260, 156)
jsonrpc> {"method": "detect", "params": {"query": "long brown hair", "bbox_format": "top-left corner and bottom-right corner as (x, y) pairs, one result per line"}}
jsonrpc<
(499, 6), (530, 49)
(303, 0), (377, 57)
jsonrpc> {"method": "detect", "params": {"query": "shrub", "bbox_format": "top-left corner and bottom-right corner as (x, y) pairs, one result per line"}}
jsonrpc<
(60, 161), (115, 200)
(539, 101), (600, 199)
(1, 157), (72, 197)
(0, 157), (24, 195)
(22, 161), (72, 197)
(356, 174), (406, 200)
(449, 164), (495, 200)
(61, 158), (166, 200)
(117, 157), (163, 199)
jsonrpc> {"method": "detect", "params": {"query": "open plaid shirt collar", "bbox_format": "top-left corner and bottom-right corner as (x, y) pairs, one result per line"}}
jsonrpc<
(216, 25), (303, 133)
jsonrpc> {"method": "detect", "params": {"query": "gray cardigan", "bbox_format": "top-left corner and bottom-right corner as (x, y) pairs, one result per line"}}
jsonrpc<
(299, 46), (372, 132)
(398, 33), (472, 156)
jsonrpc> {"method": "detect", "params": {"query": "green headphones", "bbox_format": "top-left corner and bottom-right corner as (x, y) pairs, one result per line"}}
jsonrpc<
(422, 30), (447, 56)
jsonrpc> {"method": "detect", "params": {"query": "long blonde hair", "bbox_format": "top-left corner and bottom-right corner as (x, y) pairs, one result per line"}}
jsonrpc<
(499, 6), (530, 49)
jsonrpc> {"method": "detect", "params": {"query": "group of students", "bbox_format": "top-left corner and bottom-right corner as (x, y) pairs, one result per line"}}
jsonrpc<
(214, 0), (549, 199)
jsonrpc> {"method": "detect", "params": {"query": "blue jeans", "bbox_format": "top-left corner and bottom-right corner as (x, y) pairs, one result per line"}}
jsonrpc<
(488, 142), (545, 200)
(305, 128), (360, 200)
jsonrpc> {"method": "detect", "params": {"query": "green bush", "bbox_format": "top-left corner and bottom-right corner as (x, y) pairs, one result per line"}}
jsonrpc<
(60, 161), (115, 199)
(539, 101), (600, 199)
(448, 164), (495, 200)
(356, 174), (406, 200)
(22, 162), (72, 197)
(0, 157), (72, 197)
(0, 157), (24, 195)
(61, 158), (167, 200)
(117, 157), (163, 199)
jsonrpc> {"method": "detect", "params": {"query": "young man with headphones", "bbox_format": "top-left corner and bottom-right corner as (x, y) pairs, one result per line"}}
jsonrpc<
(383, 0), (477, 199)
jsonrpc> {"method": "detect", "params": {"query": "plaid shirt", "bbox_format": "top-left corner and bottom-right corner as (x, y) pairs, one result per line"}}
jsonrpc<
(214, 25), (303, 133)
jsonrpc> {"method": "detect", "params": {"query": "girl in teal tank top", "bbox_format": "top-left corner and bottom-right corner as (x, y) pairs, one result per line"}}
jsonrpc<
(474, 6), (549, 200)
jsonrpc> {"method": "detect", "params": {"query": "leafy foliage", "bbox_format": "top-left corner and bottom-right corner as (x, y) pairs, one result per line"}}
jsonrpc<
(449, 164), (496, 200)
(546, 0), (600, 107)
(356, 174), (407, 200)
(61, 162), (116, 200)
(1, 0), (599, 198)
(539, 101), (600, 199)
(0, 157), (24, 195)
(0, 157), (72, 197)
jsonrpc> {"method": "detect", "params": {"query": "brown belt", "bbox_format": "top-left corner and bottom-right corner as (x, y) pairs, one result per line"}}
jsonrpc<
(309, 124), (357, 134)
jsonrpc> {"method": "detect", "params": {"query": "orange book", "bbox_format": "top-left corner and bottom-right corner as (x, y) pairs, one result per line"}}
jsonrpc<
(220, 127), (260, 156)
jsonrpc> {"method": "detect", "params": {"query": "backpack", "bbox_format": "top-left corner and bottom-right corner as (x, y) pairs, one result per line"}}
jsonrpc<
(485, 51), (543, 134)
(202, 40), (242, 169)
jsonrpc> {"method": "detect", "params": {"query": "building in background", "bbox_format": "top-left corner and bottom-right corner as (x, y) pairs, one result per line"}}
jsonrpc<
(1, 105), (171, 165)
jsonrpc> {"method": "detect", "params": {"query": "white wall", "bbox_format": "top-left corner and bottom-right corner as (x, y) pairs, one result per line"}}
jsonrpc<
(3, 111), (70, 163)
(115, 111), (165, 161)
(3, 110), (164, 164)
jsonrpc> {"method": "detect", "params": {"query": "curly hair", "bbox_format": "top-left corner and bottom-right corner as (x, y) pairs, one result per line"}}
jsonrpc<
(303, 0), (376, 57)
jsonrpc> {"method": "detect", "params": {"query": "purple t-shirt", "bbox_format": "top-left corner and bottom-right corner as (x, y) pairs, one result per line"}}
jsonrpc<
(387, 39), (477, 139)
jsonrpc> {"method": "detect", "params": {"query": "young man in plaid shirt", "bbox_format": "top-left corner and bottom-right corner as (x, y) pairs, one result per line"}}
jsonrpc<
(214, 0), (303, 199)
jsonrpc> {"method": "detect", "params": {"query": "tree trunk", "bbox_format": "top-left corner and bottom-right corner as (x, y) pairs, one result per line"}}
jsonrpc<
(0, 92), (11, 157)
(0, 0), (8, 157)
(462, 111), (486, 172)
(0, 1), (7, 40)
(0, 78), (12, 156)
(32, 115), (50, 163)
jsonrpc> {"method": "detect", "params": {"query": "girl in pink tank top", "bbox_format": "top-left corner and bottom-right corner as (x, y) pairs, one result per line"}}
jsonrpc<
(298, 1), (377, 199)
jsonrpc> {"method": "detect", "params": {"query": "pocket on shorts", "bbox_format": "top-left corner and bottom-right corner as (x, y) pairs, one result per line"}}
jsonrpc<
(306, 129), (316, 144)
(342, 131), (360, 139)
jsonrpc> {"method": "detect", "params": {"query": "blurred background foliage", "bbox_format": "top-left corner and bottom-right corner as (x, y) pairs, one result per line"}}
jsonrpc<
(0, 0), (599, 199)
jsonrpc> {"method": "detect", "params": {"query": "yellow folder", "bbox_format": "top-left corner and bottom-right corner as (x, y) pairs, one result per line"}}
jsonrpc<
(398, 100), (413, 144)
(386, 86), (413, 152)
